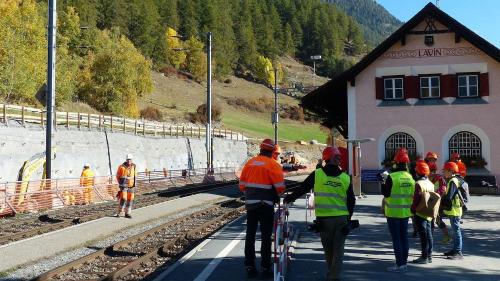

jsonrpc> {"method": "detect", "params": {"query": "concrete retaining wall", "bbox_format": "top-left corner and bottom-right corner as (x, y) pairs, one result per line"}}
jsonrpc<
(0, 126), (247, 182)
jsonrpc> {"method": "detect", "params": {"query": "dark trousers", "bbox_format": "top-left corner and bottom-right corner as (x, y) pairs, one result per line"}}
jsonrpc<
(244, 205), (274, 268)
(387, 217), (409, 266)
(415, 215), (433, 258)
(319, 216), (348, 281)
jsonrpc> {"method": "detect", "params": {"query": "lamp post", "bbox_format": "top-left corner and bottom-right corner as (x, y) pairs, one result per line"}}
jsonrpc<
(310, 55), (321, 87)
(46, 0), (57, 179)
(268, 67), (279, 144)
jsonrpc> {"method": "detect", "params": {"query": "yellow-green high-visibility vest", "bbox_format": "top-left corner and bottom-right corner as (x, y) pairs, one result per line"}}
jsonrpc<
(385, 171), (415, 218)
(416, 178), (435, 221)
(443, 177), (463, 217)
(314, 168), (350, 217)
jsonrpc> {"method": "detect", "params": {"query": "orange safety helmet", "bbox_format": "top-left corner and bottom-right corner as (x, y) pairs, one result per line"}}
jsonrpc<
(425, 152), (438, 161)
(428, 162), (438, 172)
(260, 138), (275, 152)
(416, 161), (430, 176)
(393, 148), (410, 164)
(451, 152), (460, 162)
(322, 146), (341, 161)
(443, 162), (459, 173)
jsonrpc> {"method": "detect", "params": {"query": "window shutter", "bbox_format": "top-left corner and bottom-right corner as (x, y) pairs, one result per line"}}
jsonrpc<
(404, 76), (418, 99)
(441, 74), (457, 98)
(376, 77), (384, 100)
(480, 73), (489, 97)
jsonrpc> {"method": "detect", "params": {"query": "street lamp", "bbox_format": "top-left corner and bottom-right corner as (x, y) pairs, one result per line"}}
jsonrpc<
(310, 55), (322, 87)
(46, 0), (57, 180)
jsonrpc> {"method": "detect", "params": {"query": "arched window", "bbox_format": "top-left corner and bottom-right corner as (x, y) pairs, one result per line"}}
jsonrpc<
(385, 132), (417, 160)
(449, 131), (481, 158)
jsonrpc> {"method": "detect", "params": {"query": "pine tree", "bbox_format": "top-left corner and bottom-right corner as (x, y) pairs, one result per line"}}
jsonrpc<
(156, 0), (179, 29)
(178, 0), (198, 38)
(282, 23), (295, 56)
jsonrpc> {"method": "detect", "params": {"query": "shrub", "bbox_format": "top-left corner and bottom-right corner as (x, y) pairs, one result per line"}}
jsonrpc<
(189, 103), (222, 124)
(140, 106), (163, 121)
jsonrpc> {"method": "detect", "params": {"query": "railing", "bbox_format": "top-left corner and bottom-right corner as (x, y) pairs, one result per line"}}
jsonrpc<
(0, 167), (239, 218)
(0, 103), (245, 140)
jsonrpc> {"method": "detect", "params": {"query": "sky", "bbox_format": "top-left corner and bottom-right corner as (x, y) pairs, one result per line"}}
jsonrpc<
(376, 0), (500, 48)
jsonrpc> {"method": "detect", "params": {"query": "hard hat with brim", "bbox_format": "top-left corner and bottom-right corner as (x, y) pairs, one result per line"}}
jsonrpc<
(126, 154), (133, 160)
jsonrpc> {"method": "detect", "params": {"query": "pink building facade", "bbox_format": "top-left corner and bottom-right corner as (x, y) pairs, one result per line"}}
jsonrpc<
(303, 3), (500, 182)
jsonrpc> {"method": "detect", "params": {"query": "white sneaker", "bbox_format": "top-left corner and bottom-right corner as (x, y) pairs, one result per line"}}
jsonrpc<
(387, 265), (407, 273)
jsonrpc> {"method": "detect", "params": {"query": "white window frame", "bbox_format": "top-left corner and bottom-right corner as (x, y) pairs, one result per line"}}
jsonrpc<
(457, 74), (479, 98)
(383, 77), (404, 100)
(420, 76), (440, 98)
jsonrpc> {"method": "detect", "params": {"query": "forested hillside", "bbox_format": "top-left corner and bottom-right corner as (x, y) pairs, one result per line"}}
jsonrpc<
(326, 0), (402, 46)
(0, 0), (370, 119)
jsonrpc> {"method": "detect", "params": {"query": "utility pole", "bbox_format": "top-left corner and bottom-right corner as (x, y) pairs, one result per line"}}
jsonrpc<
(273, 68), (278, 144)
(310, 55), (322, 87)
(46, 0), (57, 179)
(206, 32), (213, 171)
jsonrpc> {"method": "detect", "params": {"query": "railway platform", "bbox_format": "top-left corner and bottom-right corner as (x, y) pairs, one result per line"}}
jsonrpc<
(155, 195), (500, 281)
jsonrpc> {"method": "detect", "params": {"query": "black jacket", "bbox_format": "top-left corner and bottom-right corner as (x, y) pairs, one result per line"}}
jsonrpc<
(284, 165), (355, 217)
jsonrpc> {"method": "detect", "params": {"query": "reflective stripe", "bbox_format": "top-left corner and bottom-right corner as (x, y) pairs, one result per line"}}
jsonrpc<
(245, 183), (273, 189)
(386, 204), (411, 209)
(245, 199), (273, 205)
(274, 182), (285, 188)
(314, 192), (346, 200)
(314, 204), (348, 211)
(249, 161), (266, 166)
(239, 181), (247, 185)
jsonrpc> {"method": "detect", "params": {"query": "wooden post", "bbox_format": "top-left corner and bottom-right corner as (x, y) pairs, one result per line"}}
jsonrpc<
(40, 111), (44, 127)
(88, 113), (91, 130)
(54, 109), (57, 130)
(110, 115), (113, 131)
(66, 112), (69, 128)
(169, 126), (172, 136)
(182, 126), (185, 136)
(98, 115), (102, 129)
(190, 126), (193, 137)
(176, 126), (179, 137)
(134, 120), (138, 135)
(198, 126), (201, 138)
(154, 124), (157, 136)
(21, 106), (25, 127)
(77, 112), (80, 129)
(224, 129), (227, 139)
(237, 132), (239, 141)
(143, 120), (146, 135)
(123, 117), (126, 132)
(163, 123), (166, 138)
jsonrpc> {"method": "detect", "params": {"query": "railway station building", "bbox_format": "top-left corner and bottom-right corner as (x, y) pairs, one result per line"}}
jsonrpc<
(302, 3), (500, 186)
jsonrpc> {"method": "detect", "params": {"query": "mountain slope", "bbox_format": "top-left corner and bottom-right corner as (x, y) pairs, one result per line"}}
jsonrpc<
(326, 0), (402, 46)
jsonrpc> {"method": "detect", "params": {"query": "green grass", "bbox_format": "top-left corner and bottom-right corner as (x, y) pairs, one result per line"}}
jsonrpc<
(222, 110), (327, 142)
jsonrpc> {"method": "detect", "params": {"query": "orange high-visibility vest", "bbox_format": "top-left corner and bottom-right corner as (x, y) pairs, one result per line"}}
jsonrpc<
(117, 163), (137, 188)
(239, 155), (285, 208)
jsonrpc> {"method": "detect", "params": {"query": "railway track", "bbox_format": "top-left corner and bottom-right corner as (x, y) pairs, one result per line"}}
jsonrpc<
(32, 199), (245, 281)
(0, 180), (239, 246)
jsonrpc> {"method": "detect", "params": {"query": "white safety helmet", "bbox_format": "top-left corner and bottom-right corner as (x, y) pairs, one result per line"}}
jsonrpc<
(84, 163), (90, 168)
(126, 154), (133, 160)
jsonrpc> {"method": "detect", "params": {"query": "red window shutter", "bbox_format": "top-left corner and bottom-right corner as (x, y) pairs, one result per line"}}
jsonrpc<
(441, 74), (457, 98)
(480, 73), (489, 97)
(404, 76), (418, 99)
(376, 77), (384, 100)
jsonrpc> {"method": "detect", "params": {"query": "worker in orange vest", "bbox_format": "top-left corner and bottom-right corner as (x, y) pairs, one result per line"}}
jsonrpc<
(116, 154), (137, 218)
(273, 144), (306, 172)
(240, 139), (285, 278)
(451, 153), (467, 178)
(80, 163), (95, 205)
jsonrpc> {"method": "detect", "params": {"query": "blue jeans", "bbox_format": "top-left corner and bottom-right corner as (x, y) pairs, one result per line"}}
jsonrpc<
(415, 215), (433, 258)
(449, 216), (463, 252)
(387, 217), (409, 266)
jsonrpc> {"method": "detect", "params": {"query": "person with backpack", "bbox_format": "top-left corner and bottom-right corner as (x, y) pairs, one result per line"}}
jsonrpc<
(428, 162), (451, 244)
(442, 162), (465, 260)
(410, 162), (436, 264)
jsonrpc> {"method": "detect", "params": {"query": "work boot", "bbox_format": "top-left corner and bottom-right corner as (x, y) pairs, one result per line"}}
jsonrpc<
(427, 257), (433, 263)
(443, 249), (457, 256)
(246, 266), (258, 278)
(125, 214), (132, 219)
(260, 266), (273, 279)
(447, 251), (464, 260)
(412, 256), (429, 264)
(386, 265), (407, 273)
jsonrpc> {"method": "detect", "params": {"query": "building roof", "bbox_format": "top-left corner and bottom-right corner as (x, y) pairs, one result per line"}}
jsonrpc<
(302, 2), (500, 137)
